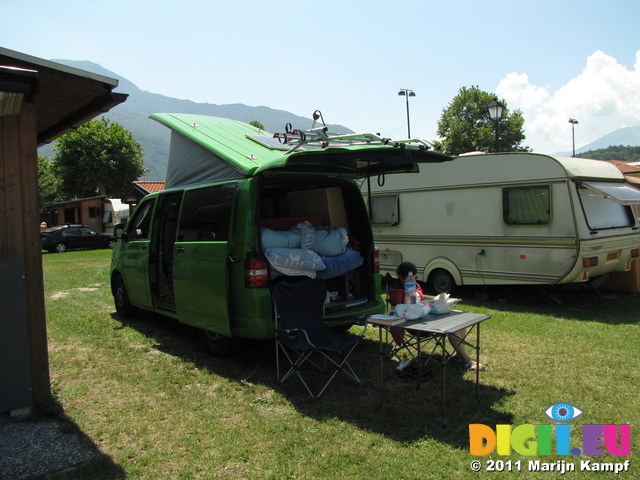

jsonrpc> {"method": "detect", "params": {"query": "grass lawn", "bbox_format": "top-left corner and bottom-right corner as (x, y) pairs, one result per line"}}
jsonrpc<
(39, 250), (638, 479)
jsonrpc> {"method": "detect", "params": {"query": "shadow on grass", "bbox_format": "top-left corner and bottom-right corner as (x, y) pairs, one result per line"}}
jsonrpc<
(452, 284), (640, 325)
(0, 398), (125, 480)
(111, 310), (514, 449)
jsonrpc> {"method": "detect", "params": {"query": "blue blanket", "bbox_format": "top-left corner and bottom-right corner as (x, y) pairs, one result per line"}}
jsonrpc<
(317, 248), (363, 279)
(261, 222), (348, 257)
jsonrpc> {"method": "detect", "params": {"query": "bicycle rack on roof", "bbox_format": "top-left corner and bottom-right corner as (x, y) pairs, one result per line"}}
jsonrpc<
(272, 110), (436, 155)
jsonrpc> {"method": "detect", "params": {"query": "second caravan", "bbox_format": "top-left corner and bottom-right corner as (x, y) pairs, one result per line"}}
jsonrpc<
(365, 152), (640, 293)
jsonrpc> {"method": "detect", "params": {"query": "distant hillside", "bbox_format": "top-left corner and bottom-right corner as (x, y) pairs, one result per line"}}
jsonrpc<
(38, 60), (353, 180)
(554, 125), (640, 156)
(576, 145), (640, 163)
(579, 125), (640, 152)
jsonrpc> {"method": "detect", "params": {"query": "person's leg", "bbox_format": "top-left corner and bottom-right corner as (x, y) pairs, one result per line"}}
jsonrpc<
(448, 329), (471, 362)
(448, 329), (485, 370)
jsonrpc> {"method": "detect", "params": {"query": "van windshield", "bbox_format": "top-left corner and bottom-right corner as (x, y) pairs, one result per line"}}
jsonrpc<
(578, 183), (638, 230)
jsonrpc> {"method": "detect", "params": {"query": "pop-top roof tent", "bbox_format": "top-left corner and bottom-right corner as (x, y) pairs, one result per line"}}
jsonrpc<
(0, 46), (127, 415)
(150, 112), (452, 191)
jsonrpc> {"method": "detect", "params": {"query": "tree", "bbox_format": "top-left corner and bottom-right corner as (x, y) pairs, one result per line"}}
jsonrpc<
(249, 120), (265, 130)
(37, 155), (61, 212)
(53, 118), (147, 199)
(435, 86), (529, 156)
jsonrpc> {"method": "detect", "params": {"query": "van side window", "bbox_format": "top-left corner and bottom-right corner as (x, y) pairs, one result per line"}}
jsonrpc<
(369, 194), (400, 226)
(178, 184), (236, 241)
(128, 200), (155, 240)
(503, 186), (550, 225)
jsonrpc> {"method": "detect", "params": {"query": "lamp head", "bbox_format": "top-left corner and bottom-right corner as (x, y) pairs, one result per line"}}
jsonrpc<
(488, 98), (505, 120)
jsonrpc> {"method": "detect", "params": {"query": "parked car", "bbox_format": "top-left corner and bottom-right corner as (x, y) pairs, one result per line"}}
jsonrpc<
(41, 224), (117, 253)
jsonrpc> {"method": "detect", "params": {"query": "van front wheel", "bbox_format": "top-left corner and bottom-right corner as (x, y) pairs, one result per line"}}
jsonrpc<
(113, 275), (138, 318)
(427, 269), (456, 294)
(199, 329), (235, 357)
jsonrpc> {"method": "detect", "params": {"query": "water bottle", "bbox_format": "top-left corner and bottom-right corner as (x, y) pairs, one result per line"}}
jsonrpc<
(405, 271), (417, 304)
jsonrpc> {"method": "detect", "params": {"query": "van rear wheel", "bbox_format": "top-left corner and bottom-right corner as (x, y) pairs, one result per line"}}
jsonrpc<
(428, 269), (456, 294)
(199, 329), (235, 357)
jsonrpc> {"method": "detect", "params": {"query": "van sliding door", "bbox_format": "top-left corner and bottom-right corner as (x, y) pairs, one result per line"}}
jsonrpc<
(172, 183), (236, 336)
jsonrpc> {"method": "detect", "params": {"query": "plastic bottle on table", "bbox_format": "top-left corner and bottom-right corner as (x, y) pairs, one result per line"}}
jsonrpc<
(405, 271), (417, 304)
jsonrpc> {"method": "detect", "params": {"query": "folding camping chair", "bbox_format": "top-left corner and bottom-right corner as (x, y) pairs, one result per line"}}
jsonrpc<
(273, 278), (367, 399)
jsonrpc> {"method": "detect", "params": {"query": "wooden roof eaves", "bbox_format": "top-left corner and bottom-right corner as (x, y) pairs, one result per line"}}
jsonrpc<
(37, 91), (128, 146)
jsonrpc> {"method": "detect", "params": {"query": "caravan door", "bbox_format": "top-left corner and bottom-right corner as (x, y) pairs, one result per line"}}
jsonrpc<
(172, 183), (236, 336)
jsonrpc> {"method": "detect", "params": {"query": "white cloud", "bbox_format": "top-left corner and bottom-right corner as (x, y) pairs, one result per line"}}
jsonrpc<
(496, 72), (549, 109)
(497, 50), (640, 154)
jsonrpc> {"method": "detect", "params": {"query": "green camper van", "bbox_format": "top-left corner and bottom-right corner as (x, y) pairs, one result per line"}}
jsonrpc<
(110, 113), (450, 354)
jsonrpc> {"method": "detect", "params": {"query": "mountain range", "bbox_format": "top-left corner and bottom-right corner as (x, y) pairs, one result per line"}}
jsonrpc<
(555, 125), (640, 156)
(39, 60), (640, 179)
(38, 60), (353, 180)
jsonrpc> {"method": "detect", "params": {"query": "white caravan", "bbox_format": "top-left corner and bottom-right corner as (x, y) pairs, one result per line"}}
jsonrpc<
(364, 152), (640, 293)
(102, 199), (130, 235)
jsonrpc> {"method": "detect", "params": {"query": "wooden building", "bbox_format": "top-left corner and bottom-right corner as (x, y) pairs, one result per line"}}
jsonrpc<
(45, 195), (108, 232)
(0, 47), (127, 415)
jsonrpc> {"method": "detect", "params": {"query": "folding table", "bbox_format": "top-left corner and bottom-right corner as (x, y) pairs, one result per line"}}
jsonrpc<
(369, 310), (490, 426)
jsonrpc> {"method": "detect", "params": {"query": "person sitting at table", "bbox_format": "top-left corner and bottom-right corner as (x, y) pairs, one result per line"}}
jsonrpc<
(387, 262), (485, 371)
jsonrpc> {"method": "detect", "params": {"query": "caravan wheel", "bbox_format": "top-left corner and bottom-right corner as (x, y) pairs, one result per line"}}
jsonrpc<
(428, 269), (456, 294)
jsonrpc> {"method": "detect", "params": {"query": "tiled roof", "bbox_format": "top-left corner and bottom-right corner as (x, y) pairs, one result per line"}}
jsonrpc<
(133, 181), (165, 193)
(607, 160), (640, 174)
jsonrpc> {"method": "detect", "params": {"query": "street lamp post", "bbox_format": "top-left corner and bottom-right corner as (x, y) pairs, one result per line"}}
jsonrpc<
(487, 98), (505, 152)
(398, 89), (416, 138)
(569, 118), (578, 157)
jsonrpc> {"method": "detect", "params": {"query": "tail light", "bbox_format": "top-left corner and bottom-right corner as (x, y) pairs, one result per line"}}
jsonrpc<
(245, 257), (268, 288)
(373, 247), (380, 274)
(582, 257), (598, 268)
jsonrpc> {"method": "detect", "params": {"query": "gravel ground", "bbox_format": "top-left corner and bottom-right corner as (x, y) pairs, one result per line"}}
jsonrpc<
(0, 416), (97, 480)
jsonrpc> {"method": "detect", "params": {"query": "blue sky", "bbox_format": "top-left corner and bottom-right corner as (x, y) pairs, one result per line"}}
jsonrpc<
(2, 0), (639, 154)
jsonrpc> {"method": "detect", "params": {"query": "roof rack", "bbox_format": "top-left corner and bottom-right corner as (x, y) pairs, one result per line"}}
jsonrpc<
(272, 110), (435, 155)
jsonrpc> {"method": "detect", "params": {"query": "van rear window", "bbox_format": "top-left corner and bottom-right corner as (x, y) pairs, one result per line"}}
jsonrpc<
(503, 186), (551, 225)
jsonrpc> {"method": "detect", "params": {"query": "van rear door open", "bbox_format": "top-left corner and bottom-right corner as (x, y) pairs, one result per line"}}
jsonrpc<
(172, 183), (237, 336)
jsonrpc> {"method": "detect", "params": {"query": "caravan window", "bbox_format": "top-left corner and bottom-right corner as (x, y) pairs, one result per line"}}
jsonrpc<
(369, 194), (400, 226)
(503, 186), (550, 225)
(578, 183), (636, 230)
